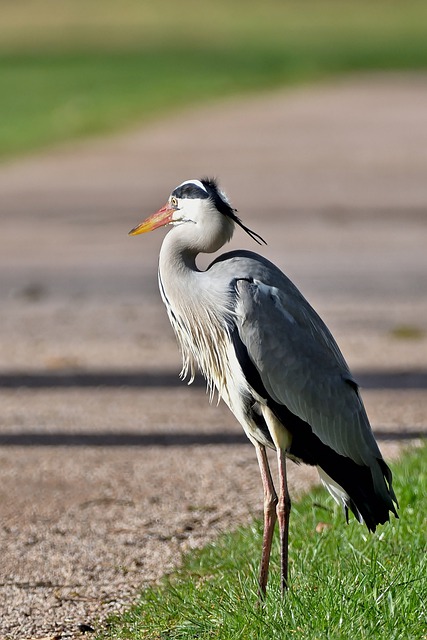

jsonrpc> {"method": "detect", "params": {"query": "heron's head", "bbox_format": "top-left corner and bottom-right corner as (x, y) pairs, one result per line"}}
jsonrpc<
(129, 177), (265, 253)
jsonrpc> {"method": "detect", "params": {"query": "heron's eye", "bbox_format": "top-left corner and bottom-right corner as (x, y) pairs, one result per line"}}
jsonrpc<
(170, 196), (178, 208)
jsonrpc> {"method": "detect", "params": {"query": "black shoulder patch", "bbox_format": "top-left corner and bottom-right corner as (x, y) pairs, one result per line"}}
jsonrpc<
(230, 323), (268, 401)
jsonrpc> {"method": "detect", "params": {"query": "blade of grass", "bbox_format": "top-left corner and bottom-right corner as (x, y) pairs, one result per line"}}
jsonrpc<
(97, 443), (427, 639)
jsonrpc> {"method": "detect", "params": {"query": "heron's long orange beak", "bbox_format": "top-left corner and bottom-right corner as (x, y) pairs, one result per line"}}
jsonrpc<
(128, 203), (175, 235)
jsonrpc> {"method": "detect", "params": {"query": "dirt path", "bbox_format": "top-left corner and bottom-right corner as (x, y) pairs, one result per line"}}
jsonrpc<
(1, 73), (426, 639)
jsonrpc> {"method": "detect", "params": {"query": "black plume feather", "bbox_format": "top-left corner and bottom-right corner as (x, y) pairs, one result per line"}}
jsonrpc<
(200, 177), (267, 246)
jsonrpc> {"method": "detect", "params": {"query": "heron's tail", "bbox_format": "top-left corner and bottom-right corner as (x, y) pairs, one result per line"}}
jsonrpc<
(284, 414), (398, 531)
(271, 400), (398, 531)
(317, 457), (398, 532)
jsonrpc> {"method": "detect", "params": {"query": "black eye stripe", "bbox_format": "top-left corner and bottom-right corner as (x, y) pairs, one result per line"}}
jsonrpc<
(172, 184), (209, 200)
(171, 177), (267, 246)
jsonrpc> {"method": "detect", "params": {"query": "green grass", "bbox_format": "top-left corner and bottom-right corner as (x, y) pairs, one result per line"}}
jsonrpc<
(2, 0), (427, 160)
(98, 443), (427, 639)
(390, 325), (425, 340)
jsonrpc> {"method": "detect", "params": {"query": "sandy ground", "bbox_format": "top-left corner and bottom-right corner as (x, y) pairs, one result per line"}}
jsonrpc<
(1, 73), (426, 638)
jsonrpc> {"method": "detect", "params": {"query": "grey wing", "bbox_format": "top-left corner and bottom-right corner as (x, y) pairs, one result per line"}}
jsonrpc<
(234, 277), (382, 467)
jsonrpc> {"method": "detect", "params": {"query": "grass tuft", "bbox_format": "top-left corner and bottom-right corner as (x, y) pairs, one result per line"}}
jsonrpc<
(98, 443), (427, 639)
(390, 325), (425, 340)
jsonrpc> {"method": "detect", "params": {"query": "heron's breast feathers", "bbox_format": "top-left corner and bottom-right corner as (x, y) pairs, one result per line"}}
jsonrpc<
(159, 274), (241, 403)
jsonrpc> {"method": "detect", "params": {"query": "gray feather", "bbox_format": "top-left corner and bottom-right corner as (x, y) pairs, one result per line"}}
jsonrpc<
(209, 250), (383, 467)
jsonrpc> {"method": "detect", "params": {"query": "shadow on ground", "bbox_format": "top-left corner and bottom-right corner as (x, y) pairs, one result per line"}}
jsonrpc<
(1, 369), (427, 389)
(0, 429), (425, 447)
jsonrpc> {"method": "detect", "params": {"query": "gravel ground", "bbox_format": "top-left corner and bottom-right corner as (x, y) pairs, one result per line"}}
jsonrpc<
(1, 73), (426, 638)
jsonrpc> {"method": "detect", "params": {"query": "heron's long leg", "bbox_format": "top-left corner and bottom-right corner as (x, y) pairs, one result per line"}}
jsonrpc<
(255, 444), (278, 598)
(276, 447), (291, 593)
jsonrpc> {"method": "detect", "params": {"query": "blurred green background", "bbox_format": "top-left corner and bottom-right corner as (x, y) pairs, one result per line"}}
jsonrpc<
(1, 0), (427, 160)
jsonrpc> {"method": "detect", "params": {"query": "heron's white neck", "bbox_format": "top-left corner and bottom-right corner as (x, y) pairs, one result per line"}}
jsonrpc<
(159, 227), (200, 285)
(158, 226), (234, 397)
(158, 214), (234, 281)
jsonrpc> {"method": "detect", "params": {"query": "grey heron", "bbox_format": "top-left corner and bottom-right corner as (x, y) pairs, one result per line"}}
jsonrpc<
(129, 177), (398, 596)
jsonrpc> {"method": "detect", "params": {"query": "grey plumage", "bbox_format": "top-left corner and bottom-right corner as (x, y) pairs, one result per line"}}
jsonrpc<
(130, 177), (398, 596)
